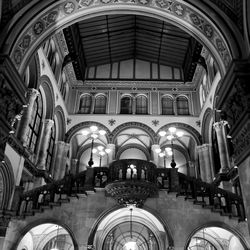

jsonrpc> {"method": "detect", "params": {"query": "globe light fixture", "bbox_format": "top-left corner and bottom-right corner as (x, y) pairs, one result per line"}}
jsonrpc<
(158, 127), (183, 168)
(82, 126), (107, 167)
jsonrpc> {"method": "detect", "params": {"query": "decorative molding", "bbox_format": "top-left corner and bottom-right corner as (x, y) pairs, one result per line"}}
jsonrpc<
(152, 120), (159, 127)
(10, 1), (231, 73)
(232, 120), (250, 164)
(108, 119), (116, 126)
(105, 180), (158, 207)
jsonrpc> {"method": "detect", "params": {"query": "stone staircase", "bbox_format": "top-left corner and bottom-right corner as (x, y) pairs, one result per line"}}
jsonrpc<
(0, 165), (246, 222)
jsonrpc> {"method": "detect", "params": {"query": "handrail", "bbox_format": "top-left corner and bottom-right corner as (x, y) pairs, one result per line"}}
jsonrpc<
(13, 159), (245, 221)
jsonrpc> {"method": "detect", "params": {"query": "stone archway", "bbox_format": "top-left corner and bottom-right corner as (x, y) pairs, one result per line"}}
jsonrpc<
(2, 1), (238, 76)
(87, 206), (174, 250)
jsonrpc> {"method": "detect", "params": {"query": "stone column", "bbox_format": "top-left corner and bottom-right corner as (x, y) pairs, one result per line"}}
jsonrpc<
(173, 97), (177, 115)
(188, 161), (196, 178)
(213, 121), (231, 173)
(132, 96), (136, 114)
(71, 158), (78, 175)
(17, 89), (39, 146)
(53, 141), (66, 179)
(90, 94), (95, 114)
(53, 141), (70, 180)
(197, 144), (213, 182)
(37, 119), (54, 170)
(151, 144), (160, 166)
(106, 143), (116, 164)
(59, 143), (70, 179)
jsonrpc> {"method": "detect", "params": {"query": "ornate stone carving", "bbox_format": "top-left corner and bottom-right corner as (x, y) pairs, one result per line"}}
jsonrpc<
(11, 1), (231, 71)
(105, 180), (158, 207)
(0, 76), (23, 125)
(232, 120), (250, 161)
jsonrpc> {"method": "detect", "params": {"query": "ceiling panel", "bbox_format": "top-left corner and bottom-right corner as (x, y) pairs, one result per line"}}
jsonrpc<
(63, 14), (202, 81)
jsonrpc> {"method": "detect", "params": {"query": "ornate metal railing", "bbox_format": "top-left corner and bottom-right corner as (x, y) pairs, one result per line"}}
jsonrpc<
(15, 171), (86, 217)
(8, 159), (245, 221)
(177, 173), (245, 221)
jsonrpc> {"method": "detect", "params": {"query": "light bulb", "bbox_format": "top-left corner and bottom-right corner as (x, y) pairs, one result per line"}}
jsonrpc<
(169, 127), (176, 133)
(99, 130), (106, 135)
(159, 152), (165, 157)
(155, 148), (161, 154)
(91, 133), (98, 139)
(81, 130), (89, 135)
(99, 151), (105, 156)
(159, 131), (167, 137)
(176, 131), (184, 137)
(105, 148), (111, 153)
(166, 135), (173, 140)
(97, 145), (104, 151)
(90, 125), (98, 132)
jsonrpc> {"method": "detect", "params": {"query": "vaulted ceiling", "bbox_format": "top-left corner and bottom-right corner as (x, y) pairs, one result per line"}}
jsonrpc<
(63, 14), (203, 82)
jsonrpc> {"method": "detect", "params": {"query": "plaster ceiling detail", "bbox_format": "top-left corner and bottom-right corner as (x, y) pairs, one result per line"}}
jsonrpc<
(9, 0), (231, 75)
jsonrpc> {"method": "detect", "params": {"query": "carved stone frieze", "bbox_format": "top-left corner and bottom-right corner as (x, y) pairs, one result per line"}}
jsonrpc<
(232, 119), (250, 164)
(222, 79), (250, 128)
(0, 76), (23, 125)
(105, 180), (158, 207)
(210, 0), (243, 31)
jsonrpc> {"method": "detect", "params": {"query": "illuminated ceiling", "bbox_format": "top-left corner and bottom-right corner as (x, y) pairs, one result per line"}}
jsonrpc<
(63, 14), (203, 82)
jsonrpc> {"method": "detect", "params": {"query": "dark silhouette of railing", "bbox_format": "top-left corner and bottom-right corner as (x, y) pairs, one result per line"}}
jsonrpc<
(177, 173), (245, 221)
(5, 159), (245, 221)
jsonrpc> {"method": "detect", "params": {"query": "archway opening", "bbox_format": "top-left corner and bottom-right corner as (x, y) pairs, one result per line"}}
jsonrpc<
(186, 226), (246, 250)
(17, 223), (75, 250)
(91, 206), (172, 250)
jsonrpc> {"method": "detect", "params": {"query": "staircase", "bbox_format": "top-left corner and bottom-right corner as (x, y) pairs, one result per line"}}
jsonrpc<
(1, 162), (245, 222)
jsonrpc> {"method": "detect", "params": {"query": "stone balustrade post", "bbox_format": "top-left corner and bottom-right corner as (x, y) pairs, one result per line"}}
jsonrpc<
(37, 119), (54, 170)
(17, 89), (39, 146)
(213, 121), (231, 173)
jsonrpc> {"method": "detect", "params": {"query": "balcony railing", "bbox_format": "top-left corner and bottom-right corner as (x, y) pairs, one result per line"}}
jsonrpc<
(5, 159), (244, 221)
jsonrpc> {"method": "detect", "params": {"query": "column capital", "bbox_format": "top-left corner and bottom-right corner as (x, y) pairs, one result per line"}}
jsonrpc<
(44, 119), (54, 128)
(26, 88), (39, 105)
(213, 120), (228, 130)
(197, 143), (212, 152)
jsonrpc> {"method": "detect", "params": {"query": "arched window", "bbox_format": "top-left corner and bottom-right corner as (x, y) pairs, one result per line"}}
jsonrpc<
(26, 93), (43, 152)
(79, 94), (92, 114)
(162, 96), (174, 115)
(176, 96), (189, 115)
(46, 123), (56, 172)
(94, 95), (106, 114)
(120, 96), (132, 114)
(136, 95), (148, 114)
